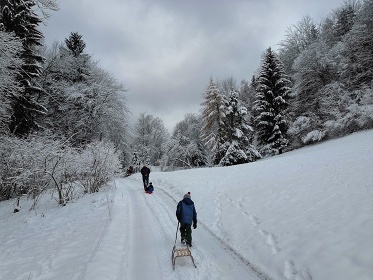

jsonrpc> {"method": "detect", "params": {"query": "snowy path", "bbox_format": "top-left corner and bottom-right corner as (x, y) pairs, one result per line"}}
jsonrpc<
(105, 178), (261, 280)
(0, 178), (262, 280)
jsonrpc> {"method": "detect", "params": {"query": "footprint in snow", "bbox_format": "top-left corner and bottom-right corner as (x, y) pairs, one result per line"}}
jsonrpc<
(259, 229), (279, 254)
(248, 214), (260, 226)
(284, 260), (313, 280)
(214, 193), (223, 229)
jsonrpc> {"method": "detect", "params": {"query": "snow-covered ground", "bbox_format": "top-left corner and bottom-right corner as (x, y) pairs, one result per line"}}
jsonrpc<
(1, 130), (372, 280)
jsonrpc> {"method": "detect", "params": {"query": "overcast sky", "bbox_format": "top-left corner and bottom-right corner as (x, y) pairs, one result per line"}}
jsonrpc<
(40, 0), (345, 132)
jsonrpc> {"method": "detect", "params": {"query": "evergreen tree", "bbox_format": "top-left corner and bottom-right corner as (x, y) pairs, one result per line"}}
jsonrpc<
(253, 47), (291, 155)
(0, 31), (22, 134)
(239, 77), (256, 110)
(170, 114), (207, 167)
(200, 78), (226, 164)
(131, 152), (139, 166)
(63, 32), (90, 82)
(333, 2), (358, 41)
(219, 90), (260, 166)
(1, 0), (45, 136)
(65, 32), (86, 57)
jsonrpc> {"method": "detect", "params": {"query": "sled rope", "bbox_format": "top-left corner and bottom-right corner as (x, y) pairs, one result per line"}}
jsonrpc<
(173, 221), (179, 247)
(171, 221), (197, 269)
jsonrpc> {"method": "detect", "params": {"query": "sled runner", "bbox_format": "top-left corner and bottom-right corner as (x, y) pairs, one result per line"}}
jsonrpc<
(172, 222), (197, 269)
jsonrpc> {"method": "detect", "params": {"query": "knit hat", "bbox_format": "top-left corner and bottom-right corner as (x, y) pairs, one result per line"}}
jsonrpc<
(183, 192), (191, 199)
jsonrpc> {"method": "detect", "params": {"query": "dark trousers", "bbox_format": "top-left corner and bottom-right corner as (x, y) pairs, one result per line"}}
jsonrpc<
(142, 175), (149, 189)
(180, 223), (192, 243)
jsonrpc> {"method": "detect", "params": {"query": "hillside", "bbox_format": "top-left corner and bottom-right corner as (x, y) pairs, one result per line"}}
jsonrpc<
(1, 130), (372, 280)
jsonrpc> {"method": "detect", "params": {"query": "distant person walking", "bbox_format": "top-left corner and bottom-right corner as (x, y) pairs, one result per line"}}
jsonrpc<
(140, 164), (150, 191)
(176, 192), (197, 247)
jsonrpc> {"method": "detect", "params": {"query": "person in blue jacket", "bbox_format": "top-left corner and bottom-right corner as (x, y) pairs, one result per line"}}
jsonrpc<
(146, 182), (154, 194)
(176, 192), (197, 247)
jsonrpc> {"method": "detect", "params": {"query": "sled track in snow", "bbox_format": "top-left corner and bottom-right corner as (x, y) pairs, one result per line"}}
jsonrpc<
(122, 179), (199, 279)
(77, 217), (110, 280)
(142, 188), (191, 279)
(76, 187), (116, 280)
(154, 184), (274, 280)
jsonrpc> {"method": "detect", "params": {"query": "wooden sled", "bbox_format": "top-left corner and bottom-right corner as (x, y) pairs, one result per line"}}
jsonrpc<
(171, 222), (197, 269)
(172, 244), (196, 269)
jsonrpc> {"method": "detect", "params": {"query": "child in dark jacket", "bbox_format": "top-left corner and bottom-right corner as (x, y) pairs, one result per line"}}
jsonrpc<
(176, 192), (197, 246)
(146, 182), (154, 194)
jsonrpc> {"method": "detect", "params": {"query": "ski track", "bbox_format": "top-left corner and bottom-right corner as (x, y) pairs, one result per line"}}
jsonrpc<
(119, 177), (265, 280)
(76, 207), (112, 280)
(0, 177), (266, 280)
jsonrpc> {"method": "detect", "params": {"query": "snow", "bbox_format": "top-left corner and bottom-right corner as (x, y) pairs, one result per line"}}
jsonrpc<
(1, 130), (373, 280)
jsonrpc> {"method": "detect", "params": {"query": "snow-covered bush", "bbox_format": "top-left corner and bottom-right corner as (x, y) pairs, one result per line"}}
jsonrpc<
(323, 120), (345, 138)
(344, 105), (373, 132)
(0, 134), (121, 208)
(288, 116), (321, 148)
(322, 87), (373, 139)
(0, 134), (59, 204)
(319, 82), (349, 120)
(302, 130), (326, 144)
(78, 141), (121, 193)
(356, 87), (373, 106)
(219, 141), (248, 166)
(288, 116), (312, 136)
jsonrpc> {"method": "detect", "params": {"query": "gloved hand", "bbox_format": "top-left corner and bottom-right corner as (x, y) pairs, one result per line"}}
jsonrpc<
(193, 223), (197, 229)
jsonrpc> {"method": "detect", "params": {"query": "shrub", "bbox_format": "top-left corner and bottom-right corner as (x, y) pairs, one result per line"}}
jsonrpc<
(0, 134), (121, 209)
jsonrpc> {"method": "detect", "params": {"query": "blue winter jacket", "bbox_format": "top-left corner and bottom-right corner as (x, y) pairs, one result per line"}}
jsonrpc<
(176, 198), (197, 225)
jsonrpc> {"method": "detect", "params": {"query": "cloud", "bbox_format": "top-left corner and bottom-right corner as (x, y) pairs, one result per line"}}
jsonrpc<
(40, 0), (345, 132)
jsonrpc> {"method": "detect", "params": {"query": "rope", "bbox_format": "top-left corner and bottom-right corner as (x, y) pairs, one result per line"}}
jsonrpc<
(174, 221), (179, 247)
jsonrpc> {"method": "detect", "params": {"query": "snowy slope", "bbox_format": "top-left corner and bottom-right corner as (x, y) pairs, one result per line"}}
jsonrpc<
(1, 130), (372, 280)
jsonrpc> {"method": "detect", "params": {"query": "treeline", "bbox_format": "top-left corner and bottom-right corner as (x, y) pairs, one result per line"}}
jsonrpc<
(0, 1), (127, 205)
(129, 0), (373, 168)
(0, 0), (372, 206)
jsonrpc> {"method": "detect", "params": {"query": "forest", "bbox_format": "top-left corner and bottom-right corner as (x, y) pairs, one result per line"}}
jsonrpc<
(0, 0), (372, 206)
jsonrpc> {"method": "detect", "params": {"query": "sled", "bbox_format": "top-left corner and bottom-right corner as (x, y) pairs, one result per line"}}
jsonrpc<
(171, 222), (197, 269)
